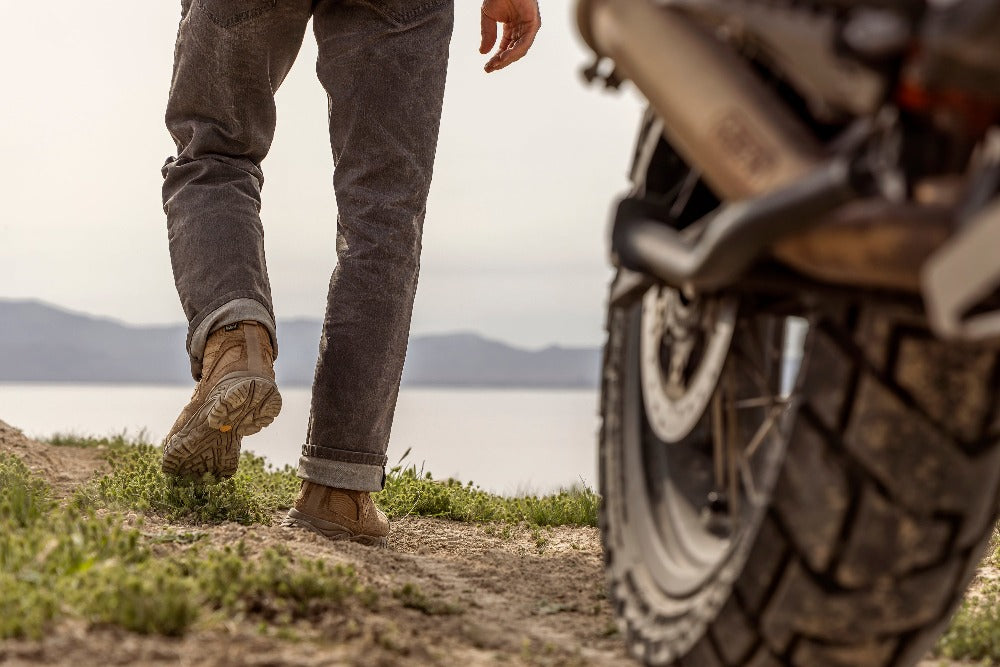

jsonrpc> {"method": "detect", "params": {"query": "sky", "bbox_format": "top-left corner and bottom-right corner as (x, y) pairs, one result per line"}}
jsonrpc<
(0, 2), (644, 349)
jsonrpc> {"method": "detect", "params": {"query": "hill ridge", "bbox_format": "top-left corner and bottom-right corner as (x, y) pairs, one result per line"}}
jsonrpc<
(0, 300), (600, 388)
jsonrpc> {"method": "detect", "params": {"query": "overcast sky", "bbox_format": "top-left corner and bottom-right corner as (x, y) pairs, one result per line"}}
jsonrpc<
(0, 2), (644, 348)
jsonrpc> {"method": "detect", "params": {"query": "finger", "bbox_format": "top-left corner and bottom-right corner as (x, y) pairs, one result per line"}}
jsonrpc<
(485, 23), (517, 72)
(498, 22), (515, 53)
(480, 12), (497, 54)
(485, 22), (539, 72)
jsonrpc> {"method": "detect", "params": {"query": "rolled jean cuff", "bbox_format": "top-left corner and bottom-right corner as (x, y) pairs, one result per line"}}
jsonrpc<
(188, 297), (277, 379)
(297, 445), (388, 492)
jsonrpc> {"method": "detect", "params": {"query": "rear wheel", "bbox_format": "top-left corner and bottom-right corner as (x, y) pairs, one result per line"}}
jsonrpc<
(600, 289), (1000, 666)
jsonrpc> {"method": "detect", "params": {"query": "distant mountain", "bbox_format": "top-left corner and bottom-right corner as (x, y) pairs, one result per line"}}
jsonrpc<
(0, 300), (600, 388)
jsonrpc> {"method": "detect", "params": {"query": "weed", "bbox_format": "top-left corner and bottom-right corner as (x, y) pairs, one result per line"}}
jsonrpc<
(0, 454), (53, 528)
(482, 523), (515, 539)
(376, 465), (599, 528)
(989, 526), (1000, 569)
(46, 431), (146, 450)
(87, 442), (299, 525)
(600, 622), (620, 638)
(935, 528), (1000, 662)
(936, 578), (1000, 662)
(147, 530), (208, 545)
(393, 582), (463, 616)
(0, 453), (372, 639)
(531, 526), (549, 554)
(536, 601), (577, 615)
(55, 435), (599, 528)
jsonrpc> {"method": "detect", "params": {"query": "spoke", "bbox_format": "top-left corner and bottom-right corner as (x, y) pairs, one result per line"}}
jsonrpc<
(735, 396), (790, 410)
(725, 373), (740, 520)
(742, 405), (786, 461)
(739, 456), (764, 506)
(711, 391), (725, 490)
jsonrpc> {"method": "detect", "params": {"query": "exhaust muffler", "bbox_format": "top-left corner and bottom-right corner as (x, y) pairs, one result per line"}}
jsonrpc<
(582, 0), (955, 294)
(578, 0), (823, 199)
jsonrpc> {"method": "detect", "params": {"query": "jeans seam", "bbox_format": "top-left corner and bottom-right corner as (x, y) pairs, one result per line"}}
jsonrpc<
(353, 0), (448, 26)
(200, 0), (277, 29)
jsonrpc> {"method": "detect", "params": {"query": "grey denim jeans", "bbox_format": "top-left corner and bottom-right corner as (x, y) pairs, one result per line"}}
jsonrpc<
(162, 0), (454, 491)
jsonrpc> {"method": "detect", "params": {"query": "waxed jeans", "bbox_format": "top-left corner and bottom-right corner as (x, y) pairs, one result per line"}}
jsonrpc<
(161, 0), (454, 491)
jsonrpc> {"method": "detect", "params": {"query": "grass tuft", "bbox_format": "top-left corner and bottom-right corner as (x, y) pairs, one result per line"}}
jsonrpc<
(54, 435), (600, 529)
(393, 582), (463, 616)
(0, 452), (372, 640)
(86, 442), (299, 525)
(375, 464), (599, 528)
(46, 431), (148, 449)
(934, 526), (1000, 662)
(935, 579), (1000, 662)
(0, 453), (53, 528)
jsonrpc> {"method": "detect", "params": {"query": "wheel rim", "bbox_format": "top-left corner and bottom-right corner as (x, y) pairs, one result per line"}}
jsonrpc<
(622, 296), (797, 598)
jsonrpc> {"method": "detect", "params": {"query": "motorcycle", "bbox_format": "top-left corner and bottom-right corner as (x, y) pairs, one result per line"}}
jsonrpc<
(576, 0), (1000, 664)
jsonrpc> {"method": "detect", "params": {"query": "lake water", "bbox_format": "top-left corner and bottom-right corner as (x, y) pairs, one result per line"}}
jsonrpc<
(0, 384), (600, 495)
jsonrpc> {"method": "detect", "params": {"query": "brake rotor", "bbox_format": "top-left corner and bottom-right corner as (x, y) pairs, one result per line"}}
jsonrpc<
(640, 286), (738, 443)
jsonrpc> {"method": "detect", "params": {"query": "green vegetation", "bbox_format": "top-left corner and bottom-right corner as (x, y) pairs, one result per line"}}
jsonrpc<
(376, 464), (599, 528)
(74, 437), (300, 525)
(25, 433), (1000, 661)
(47, 430), (147, 449)
(936, 581), (1000, 663)
(1, 436), (599, 645)
(0, 453), (371, 640)
(935, 527), (1000, 662)
(393, 582), (463, 616)
(52, 434), (599, 529)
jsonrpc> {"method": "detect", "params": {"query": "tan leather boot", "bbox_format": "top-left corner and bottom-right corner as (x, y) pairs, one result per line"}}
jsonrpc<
(281, 481), (390, 548)
(162, 320), (281, 479)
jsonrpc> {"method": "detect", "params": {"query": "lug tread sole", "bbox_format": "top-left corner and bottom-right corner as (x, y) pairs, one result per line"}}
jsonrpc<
(162, 376), (282, 479)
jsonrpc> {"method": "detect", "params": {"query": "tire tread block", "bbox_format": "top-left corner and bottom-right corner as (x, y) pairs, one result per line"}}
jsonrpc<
(894, 337), (996, 443)
(774, 419), (851, 573)
(761, 558), (961, 649)
(844, 374), (989, 513)
(735, 517), (788, 614)
(798, 328), (852, 431)
(834, 483), (952, 588)
(708, 597), (757, 665)
(744, 646), (783, 667)
(677, 637), (724, 667)
(791, 637), (897, 667)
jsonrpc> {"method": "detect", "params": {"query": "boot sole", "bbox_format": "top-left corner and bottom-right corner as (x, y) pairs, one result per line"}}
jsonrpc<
(162, 376), (282, 480)
(280, 508), (389, 548)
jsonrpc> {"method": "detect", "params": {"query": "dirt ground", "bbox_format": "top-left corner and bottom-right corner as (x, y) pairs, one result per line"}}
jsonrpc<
(0, 421), (627, 666)
(0, 420), (982, 666)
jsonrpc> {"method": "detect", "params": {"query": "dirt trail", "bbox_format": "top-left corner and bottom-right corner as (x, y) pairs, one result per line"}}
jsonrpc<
(0, 421), (983, 666)
(0, 421), (627, 666)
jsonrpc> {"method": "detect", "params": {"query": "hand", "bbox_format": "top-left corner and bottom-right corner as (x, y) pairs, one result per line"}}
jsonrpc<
(480, 0), (541, 73)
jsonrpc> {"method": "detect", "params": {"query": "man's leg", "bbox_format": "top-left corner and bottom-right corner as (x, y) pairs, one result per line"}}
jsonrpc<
(161, 0), (312, 477)
(282, 0), (454, 544)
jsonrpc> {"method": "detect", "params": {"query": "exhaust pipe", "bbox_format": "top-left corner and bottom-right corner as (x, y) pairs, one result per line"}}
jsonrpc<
(578, 0), (823, 199)
(613, 160), (862, 291)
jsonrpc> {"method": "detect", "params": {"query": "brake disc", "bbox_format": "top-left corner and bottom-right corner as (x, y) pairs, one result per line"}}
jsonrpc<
(640, 286), (737, 443)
